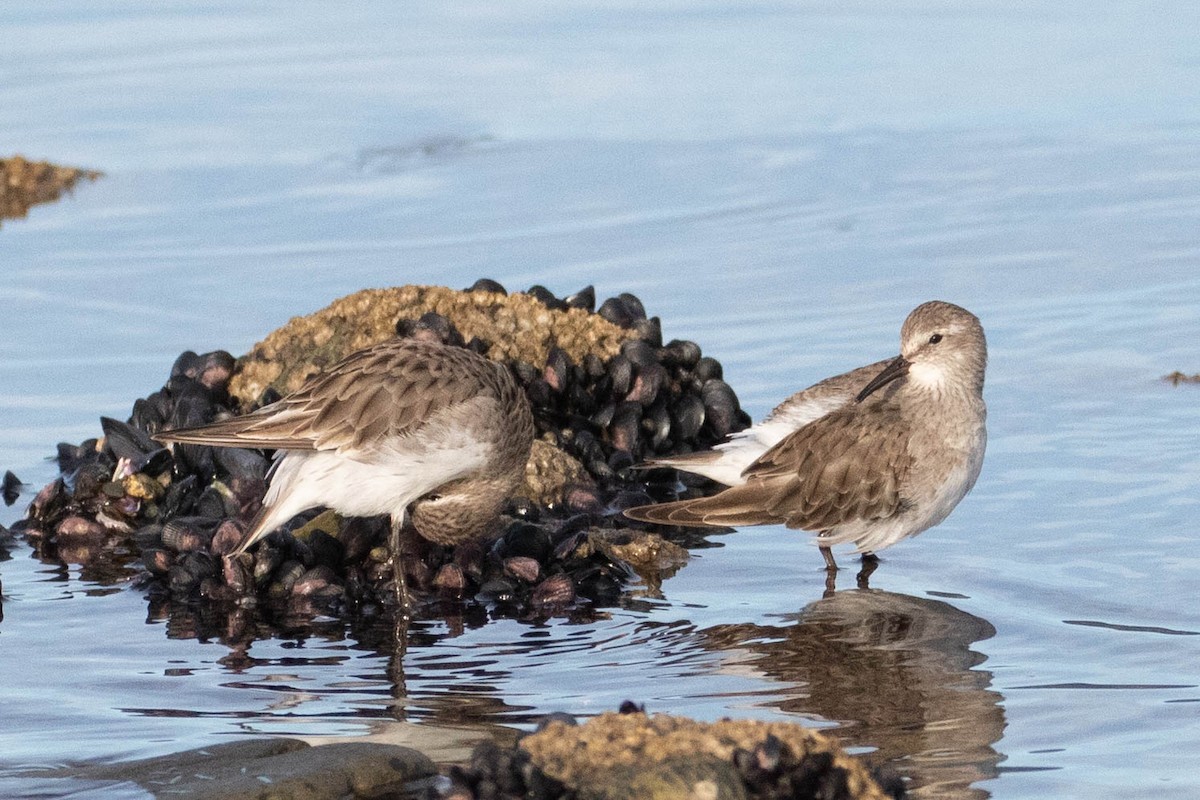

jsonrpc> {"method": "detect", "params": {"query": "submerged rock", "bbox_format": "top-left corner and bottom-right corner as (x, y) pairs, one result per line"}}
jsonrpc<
(42, 738), (433, 800)
(18, 713), (901, 800)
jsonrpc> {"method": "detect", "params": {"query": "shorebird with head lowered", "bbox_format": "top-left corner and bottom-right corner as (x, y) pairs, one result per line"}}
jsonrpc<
(154, 338), (535, 605)
(625, 301), (987, 582)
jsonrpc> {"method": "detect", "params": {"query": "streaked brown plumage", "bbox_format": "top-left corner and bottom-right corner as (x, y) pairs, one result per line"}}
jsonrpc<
(154, 338), (535, 560)
(625, 301), (987, 572)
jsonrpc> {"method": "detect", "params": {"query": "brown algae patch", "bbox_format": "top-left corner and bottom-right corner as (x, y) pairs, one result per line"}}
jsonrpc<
(520, 712), (895, 800)
(1, 155), (102, 223)
(1163, 371), (1200, 386)
(229, 285), (636, 405)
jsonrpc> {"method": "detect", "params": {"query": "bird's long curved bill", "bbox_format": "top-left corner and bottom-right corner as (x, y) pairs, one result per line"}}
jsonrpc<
(856, 355), (911, 403)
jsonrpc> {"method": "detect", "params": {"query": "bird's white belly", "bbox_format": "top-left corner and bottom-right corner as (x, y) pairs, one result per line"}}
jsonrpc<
(265, 451), (415, 519)
(259, 422), (492, 532)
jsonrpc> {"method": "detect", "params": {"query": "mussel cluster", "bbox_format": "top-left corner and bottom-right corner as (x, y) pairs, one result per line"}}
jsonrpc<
(13, 283), (749, 630)
(438, 279), (750, 507)
(3, 470), (22, 506)
(438, 704), (906, 800)
(730, 737), (906, 800)
(441, 737), (572, 800)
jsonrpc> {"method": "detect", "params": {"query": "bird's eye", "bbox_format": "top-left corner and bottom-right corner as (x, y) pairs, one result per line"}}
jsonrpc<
(928, 333), (943, 344)
(423, 493), (443, 502)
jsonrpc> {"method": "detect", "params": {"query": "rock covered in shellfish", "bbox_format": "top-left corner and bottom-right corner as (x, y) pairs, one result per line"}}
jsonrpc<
(447, 707), (902, 800)
(18, 282), (751, 632)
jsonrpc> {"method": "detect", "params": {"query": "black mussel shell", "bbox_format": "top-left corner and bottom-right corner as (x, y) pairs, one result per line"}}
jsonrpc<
(564, 285), (595, 311)
(2, 470), (22, 506)
(466, 278), (507, 295)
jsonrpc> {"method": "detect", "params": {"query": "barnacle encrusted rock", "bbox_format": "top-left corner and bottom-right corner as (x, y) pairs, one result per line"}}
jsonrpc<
(589, 529), (690, 578)
(0, 155), (102, 223)
(20, 281), (751, 624)
(229, 285), (637, 405)
(522, 438), (593, 507)
(520, 712), (894, 800)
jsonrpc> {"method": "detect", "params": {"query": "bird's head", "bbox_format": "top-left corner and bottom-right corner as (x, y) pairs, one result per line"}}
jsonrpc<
(858, 301), (987, 402)
(408, 479), (510, 546)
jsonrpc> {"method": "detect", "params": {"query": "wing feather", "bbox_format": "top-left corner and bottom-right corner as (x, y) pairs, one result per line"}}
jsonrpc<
(625, 401), (913, 532)
(154, 339), (507, 454)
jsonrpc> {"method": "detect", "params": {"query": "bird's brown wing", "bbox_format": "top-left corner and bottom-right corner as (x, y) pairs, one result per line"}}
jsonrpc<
(624, 404), (912, 531)
(154, 339), (501, 453)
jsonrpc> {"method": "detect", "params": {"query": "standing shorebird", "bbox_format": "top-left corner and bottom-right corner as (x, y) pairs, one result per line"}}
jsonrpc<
(625, 301), (987, 580)
(154, 338), (535, 602)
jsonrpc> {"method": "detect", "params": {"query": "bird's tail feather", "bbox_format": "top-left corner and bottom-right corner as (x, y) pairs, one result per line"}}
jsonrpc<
(623, 495), (777, 528)
(230, 507), (278, 555)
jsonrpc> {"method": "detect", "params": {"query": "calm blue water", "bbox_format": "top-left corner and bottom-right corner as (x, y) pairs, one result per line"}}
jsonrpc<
(2, 3), (1200, 798)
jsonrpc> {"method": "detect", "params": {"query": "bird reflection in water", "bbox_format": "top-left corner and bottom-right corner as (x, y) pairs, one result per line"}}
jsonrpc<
(702, 589), (1004, 799)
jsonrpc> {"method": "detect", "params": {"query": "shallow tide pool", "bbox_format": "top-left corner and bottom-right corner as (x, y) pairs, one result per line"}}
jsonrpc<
(2, 4), (1199, 798)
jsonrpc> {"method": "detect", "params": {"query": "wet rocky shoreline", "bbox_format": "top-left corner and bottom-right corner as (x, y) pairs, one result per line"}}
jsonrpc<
(9, 282), (749, 636)
(3, 282), (905, 798)
(22, 706), (904, 799)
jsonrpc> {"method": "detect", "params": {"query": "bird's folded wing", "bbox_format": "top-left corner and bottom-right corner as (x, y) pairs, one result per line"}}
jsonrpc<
(625, 404), (912, 531)
(154, 341), (496, 453)
(740, 403), (912, 529)
(760, 358), (889, 427)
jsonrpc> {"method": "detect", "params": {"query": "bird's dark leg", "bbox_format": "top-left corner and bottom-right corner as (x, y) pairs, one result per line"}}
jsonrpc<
(820, 544), (838, 596)
(820, 545), (838, 572)
(388, 620), (409, 719)
(389, 516), (411, 623)
(856, 551), (879, 588)
(387, 515), (410, 717)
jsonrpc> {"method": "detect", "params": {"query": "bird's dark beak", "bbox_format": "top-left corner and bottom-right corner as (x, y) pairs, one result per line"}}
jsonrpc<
(856, 355), (910, 403)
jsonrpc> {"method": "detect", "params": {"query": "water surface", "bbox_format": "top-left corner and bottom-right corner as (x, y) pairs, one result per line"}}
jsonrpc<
(2, 3), (1200, 798)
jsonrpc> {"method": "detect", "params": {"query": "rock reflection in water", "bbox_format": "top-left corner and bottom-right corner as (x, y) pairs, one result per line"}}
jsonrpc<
(703, 589), (1004, 799)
